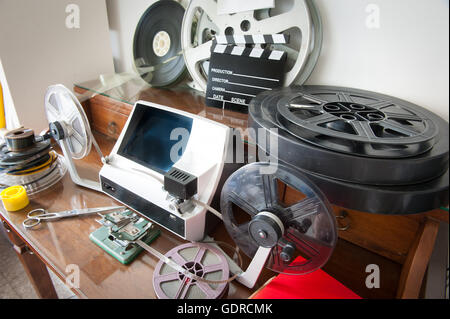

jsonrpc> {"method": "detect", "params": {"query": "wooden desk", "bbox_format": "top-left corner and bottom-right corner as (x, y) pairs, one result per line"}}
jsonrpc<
(0, 132), (257, 299)
(73, 76), (448, 299)
(0, 76), (447, 299)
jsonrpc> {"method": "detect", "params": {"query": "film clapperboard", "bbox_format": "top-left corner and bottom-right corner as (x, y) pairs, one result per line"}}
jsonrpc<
(205, 34), (289, 112)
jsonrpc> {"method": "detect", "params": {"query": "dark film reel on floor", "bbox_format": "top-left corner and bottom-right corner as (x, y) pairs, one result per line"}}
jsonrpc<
(248, 86), (449, 214)
(133, 0), (188, 88)
(221, 162), (337, 275)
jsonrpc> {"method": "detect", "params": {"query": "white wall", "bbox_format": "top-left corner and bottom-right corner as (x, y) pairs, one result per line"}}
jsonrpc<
(0, 0), (115, 132)
(0, 59), (20, 130)
(106, 0), (158, 73)
(310, 0), (449, 122)
(105, 0), (449, 121)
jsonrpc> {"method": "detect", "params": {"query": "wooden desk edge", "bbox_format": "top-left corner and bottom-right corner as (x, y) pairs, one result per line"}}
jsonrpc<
(0, 215), (86, 299)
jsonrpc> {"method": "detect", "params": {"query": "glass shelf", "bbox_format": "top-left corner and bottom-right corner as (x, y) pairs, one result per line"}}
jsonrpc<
(74, 73), (254, 145)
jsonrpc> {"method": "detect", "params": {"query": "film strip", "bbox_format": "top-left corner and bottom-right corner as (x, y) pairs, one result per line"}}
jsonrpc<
(205, 34), (288, 112)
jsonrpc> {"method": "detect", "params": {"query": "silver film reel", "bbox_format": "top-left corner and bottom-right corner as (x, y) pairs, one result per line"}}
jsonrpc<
(181, 0), (323, 92)
(44, 85), (92, 159)
(44, 85), (102, 191)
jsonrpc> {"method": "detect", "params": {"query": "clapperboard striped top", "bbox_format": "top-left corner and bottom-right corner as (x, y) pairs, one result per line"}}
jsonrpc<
(211, 43), (286, 61)
(214, 34), (290, 45)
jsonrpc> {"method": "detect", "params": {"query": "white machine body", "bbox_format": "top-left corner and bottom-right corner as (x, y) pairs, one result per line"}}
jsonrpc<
(99, 101), (230, 241)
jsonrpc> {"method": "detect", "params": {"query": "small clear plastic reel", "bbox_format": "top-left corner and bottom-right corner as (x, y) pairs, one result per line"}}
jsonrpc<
(221, 162), (338, 275)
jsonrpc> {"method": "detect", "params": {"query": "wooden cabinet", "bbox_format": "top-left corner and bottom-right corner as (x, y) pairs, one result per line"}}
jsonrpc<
(81, 94), (131, 140)
(333, 208), (419, 264)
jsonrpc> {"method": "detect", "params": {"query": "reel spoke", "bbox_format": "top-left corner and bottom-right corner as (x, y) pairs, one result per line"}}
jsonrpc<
(255, 1), (310, 35)
(289, 104), (322, 112)
(366, 100), (394, 110)
(175, 277), (190, 299)
(306, 113), (336, 125)
(379, 119), (418, 137)
(261, 174), (277, 208)
(301, 94), (328, 104)
(285, 228), (334, 260)
(229, 192), (258, 216)
(384, 112), (423, 122)
(70, 128), (85, 146)
(193, 246), (207, 263)
(193, 0), (228, 31)
(46, 100), (60, 120)
(203, 263), (226, 274)
(337, 92), (354, 103)
(183, 41), (212, 66)
(171, 251), (188, 267)
(153, 272), (179, 285)
(285, 197), (321, 221)
(196, 281), (217, 299)
(350, 121), (377, 139)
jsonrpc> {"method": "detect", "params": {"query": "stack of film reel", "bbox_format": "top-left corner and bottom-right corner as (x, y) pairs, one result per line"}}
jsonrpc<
(249, 86), (449, 214)
(132, 0), (322, 91)
(0, 128), (66, 196)
(150, 88), (449, 300)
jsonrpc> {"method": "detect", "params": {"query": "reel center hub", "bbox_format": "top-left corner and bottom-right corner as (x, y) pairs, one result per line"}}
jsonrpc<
(153, 30), (171, 57)
(322, 102), (386, 122)
(248, 211), (285, 248)
(179, 261), (204, 283)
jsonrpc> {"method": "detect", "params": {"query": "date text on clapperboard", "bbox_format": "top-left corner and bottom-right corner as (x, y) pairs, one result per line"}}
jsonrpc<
(205, 34), (289, 112)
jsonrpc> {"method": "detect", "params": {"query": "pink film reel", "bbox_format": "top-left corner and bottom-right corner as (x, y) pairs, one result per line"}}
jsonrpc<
(153, 242), (230, 299)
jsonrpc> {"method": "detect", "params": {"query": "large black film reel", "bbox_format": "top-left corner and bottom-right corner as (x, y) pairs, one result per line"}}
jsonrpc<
(221, 162), (337, 275)
(133, 0), (187, 87)
(249, 86), (449, 186)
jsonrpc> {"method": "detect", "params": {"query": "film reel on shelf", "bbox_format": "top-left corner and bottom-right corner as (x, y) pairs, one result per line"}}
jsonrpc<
(248, 86), (449, 214)
(44, 85), (107, 192)
(133, 0), (188, 88)
(181, 0), (323, 92)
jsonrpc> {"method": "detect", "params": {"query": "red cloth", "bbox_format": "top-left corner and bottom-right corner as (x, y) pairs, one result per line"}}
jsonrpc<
(252, 258), (361, 299)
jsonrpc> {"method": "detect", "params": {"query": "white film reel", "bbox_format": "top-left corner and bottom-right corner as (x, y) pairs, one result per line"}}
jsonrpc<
(44, 85), (92, 160)
(181, 0), (323, 92)
(44, 85), (103, 191)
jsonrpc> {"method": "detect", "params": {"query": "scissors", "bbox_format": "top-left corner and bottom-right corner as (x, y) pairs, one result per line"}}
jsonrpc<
(23, 206), (125, 229)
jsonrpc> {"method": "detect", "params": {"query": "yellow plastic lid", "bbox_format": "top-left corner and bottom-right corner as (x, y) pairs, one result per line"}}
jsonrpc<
(1, 185), (29, 212)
